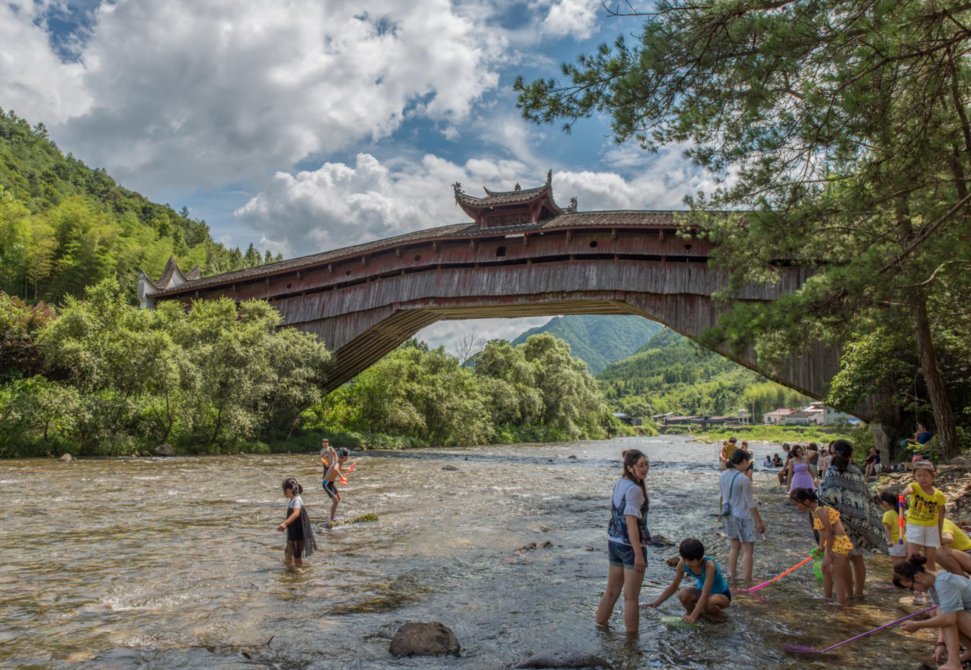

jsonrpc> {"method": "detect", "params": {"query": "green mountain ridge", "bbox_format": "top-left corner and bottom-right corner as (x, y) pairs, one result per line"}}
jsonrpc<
(598, 328), (809, 420)
(0, 109), (277, 304)
(508, 316), (809, 420)
(510, 314), (662, 374)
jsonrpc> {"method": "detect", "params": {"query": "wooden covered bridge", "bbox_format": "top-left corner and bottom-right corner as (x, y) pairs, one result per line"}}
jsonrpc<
(139, 173), (841, 408)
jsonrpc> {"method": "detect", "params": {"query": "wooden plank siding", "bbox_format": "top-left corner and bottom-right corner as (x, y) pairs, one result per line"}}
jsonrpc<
(149, 217), (847, 415)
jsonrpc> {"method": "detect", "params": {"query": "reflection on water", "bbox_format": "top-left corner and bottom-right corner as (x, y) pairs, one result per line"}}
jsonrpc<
(0, 437), (936, 668)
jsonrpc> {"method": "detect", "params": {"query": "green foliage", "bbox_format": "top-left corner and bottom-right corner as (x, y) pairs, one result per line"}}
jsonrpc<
(598, 329), (809, 420)
(511, 314), (663, 374)
(516, 2), (971, 455)
(306, 334), (612, 447)
(0, 109), (282, 304)
(0, 279), (330, 456)
(0, 293), (54, 382)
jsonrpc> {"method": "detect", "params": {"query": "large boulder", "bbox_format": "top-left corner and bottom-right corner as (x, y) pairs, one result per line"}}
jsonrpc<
(58, 454), (72, 463)
(151, 443), (176, 457)
(389, 622), (460, 658)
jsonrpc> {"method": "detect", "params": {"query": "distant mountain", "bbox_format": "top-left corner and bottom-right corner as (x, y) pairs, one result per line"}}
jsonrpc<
(510, 314), (663, 374)
(599, 329), (741, 390)
(598, 329), (808, 419)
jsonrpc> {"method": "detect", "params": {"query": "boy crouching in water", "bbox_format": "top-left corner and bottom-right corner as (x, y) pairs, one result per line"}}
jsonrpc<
(646, 538), (731, 623)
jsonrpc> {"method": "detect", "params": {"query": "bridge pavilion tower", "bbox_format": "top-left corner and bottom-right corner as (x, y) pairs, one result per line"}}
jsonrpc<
(452, 170), (576, 228)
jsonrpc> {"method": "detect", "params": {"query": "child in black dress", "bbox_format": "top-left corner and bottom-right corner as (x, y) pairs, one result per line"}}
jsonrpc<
(277, 477), (317, 566)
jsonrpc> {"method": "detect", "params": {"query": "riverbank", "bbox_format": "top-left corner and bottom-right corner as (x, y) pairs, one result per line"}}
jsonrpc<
(667, 424), (860, 445)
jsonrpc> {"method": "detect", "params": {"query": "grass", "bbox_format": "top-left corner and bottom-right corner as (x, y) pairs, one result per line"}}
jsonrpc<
(679, 424), (859, 445)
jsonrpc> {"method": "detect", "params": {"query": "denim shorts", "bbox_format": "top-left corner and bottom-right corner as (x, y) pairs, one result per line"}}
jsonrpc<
(608, 541), (648, 569)
(722, 515), (758, 543)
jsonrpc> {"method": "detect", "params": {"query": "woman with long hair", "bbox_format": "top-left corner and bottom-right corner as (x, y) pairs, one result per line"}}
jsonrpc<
(596, 449), (650, 635)
(818, 440), (888, 596)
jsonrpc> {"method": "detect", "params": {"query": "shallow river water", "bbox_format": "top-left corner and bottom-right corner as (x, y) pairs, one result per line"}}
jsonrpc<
(0, 437), (938, 669)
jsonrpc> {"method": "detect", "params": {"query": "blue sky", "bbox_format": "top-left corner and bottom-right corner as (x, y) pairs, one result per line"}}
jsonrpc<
(1, 0), (719, 349)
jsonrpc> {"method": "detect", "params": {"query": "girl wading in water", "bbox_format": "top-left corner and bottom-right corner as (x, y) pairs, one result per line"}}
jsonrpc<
(277, 478), (317, 566)
(596, 449), (650, 635)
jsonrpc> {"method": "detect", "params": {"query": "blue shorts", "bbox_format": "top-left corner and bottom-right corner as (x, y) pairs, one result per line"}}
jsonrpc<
(608, 541), (648, 569)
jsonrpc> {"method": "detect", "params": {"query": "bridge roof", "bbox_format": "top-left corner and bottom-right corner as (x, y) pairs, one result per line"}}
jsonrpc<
(457, 183), (550, 208)
(151, 210), (686, 297)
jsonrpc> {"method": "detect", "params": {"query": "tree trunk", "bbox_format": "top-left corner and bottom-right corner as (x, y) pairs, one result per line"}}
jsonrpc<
(894, 192), (960, 461)
(910, 288), (959, 460)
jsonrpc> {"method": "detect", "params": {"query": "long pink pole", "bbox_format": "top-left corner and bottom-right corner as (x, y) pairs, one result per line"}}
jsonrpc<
(742, 554), (814, 593)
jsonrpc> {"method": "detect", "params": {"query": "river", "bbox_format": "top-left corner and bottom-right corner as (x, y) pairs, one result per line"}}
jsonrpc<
(0, 436), (936, 669)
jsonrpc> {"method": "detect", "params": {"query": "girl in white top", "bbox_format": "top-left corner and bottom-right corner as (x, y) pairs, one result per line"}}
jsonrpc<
(596, 449), (650, 635)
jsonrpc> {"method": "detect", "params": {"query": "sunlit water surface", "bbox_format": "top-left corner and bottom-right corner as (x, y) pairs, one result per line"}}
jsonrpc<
(0, 437), (935, 669)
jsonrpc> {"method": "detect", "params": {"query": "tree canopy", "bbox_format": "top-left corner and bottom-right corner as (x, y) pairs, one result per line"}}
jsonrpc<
(516, 0), (971, 457)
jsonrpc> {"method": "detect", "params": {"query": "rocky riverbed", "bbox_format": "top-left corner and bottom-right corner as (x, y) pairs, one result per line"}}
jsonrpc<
(876, 458), (971, 522)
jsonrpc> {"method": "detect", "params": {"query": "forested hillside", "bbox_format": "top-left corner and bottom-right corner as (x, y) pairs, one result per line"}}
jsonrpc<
(511, 314), (662, 374)
(0, 109), (278, 304)
(598, 329), (808, 421)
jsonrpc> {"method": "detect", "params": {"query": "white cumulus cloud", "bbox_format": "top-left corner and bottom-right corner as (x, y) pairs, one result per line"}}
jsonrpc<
(0, 3), (90, 125)
(540, 0), (599, 40)
(236, 145), (722, 256)
(22, 0), (507, 194)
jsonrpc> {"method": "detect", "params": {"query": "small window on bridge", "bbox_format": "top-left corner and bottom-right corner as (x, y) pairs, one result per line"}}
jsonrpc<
(286, 283), (292, 289)
(414, 254), (421, 262)
(345, 271), (351, 276)
(496, 246), (506, 257)
(684, 244), (693, 251)
(589, 240), (598, 248)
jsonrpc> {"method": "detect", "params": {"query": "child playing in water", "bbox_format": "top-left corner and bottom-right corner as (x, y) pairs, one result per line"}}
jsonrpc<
(790, 487), (853, 606)
(894, 556), (971, 670)
(320, 438), (337, 487)
(596, 449), (650, 636)
(902, 462), (947, 590)
(878, 490), (907, 566)
(323, 448), (352, 521)
(646, 538), (731, 623)
(277, 477), (316, 566)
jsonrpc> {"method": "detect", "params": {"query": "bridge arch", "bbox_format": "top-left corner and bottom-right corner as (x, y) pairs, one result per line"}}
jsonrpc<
(140, 180), (846, 415)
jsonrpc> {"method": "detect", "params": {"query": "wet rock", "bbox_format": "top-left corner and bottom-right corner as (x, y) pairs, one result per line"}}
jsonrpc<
(152, 443), (176, 457)
(567, 455), (578, 460)
(516, 541), (554, 554)
(389, 622), (460, 657)
(665, 554), (681, 567)
(442, 465), (459, 471)
(514, 652), (612, 668)
(59, 453), (72, 463)
(648, 534), (675, 548)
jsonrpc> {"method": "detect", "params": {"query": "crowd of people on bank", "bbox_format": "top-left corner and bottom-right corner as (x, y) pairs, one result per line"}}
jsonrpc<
(598, 435), (971, 670)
